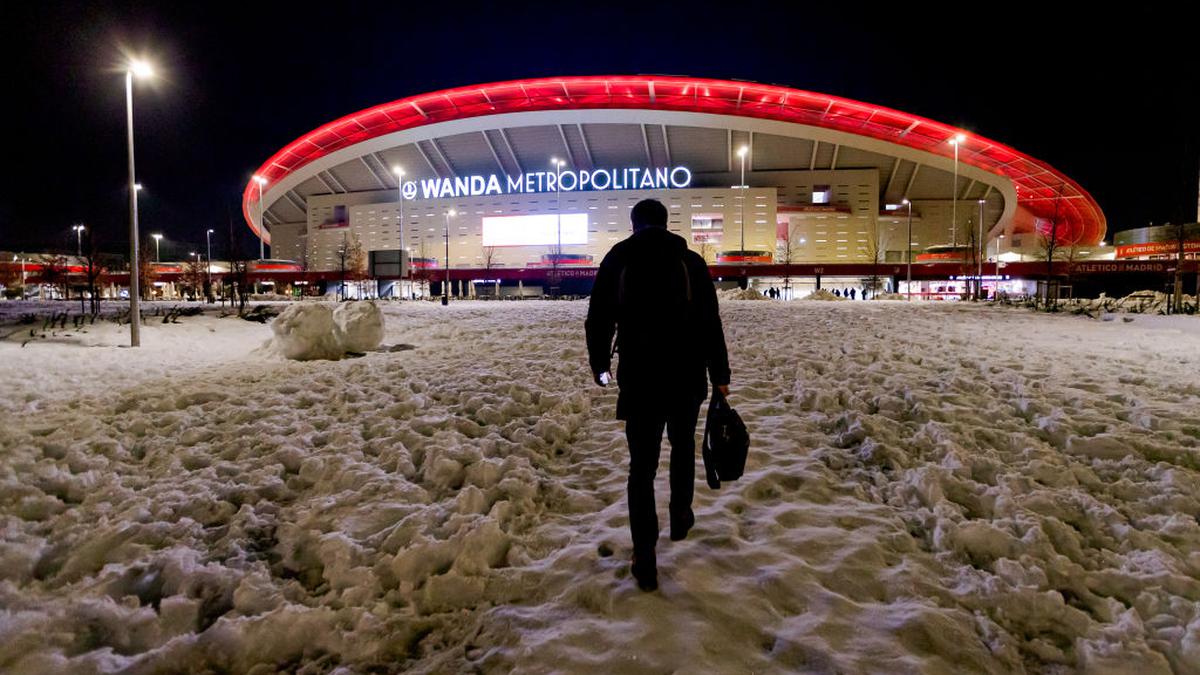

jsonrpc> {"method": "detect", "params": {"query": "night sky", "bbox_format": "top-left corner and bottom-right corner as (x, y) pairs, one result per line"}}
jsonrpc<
(3, 2), (1197, 259)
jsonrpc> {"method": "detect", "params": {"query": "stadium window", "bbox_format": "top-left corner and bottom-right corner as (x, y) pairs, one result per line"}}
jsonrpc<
(812, 186), (831, 205)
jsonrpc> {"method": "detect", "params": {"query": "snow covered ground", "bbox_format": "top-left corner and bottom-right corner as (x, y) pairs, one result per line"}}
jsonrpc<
(2, 300), (1200, 673)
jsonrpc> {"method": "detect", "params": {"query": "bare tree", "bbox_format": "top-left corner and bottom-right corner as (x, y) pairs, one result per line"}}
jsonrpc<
(776, 222), (803, 299)
(40, 255), (70, 301)
(183, 257), (206, 301)
(224, 215), (251, 313)
(1037, 185), (1065, 310)
(480, 246), (500, 299)
(964, 223), (980, 300)
(1061, 242), (1084, 302)
(865, 217), (890, 298)
(347, 233), (367, 299)
(415, 235), (431, 298)
(81, 228), (105, 314)
(137, 238), (158, 301)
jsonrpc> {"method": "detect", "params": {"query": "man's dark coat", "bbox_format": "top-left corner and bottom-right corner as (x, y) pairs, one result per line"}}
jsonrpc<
(586, 227), (730, 420)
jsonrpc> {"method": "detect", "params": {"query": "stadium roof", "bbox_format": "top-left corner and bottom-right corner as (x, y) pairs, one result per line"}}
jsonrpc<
(243, 75), (1105, 247)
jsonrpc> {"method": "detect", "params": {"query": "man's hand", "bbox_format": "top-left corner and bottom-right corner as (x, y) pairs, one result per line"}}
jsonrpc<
(716, 384), (730, 398)
(594, 371), (613, 387)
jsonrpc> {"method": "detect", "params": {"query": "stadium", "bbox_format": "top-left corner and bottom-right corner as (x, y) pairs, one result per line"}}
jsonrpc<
(243, 75), (1107, 299)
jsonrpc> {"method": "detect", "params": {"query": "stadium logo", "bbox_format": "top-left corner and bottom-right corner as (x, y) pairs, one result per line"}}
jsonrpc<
(401, 165), (692, 200)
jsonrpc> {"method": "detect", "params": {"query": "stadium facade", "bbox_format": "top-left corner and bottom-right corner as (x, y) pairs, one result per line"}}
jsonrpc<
(242, 76), (1107, 295)
(1113, 223), (1200, 260)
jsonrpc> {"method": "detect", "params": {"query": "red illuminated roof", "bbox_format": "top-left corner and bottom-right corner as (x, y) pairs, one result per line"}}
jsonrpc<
(244, 75), (1105, 246)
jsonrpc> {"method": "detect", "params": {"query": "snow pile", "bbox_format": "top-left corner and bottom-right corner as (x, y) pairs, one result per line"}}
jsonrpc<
(717, 288), (770, 301)
(268, 303), (344, 360)
(268, 301), (384, 360)
(333, 301), (384, 353)
(871, 292), (907, 301)
(803, 288), (844, 301)
(3, 300), (1200, 672)
(1066, 290), (1198, 315)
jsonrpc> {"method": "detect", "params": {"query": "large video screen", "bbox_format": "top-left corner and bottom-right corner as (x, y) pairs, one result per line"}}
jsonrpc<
(482, 213), (589, 247)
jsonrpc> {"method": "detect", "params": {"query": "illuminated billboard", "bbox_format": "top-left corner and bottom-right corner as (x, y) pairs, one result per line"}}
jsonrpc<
(482, 213), (589, 247)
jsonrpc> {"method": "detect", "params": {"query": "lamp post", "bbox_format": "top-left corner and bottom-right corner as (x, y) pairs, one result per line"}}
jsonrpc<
(252, 175), (268, 260)
(977, 198), (985, 299)
(949, 133), (965, 249)
(903, 198), (913, 301)
(13, 255), (26, 290)
(391, 166), (406, 298)
(997, 234), (1005, 278)
(550, 157), (566, 295)
(443, 209), (455, 306)
(737, 145), (749, 253)
(73, 224), (85, 256)
(152, 233), (162, 262)
(125, 59), (153, 347)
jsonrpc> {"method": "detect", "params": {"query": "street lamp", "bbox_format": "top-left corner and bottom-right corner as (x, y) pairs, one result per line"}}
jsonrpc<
(443, 209), (456, 306)
(151, 233), (163, 262)
(948, 133), (966, 249)
(252, 175), (268, 260)
(737, 145), (749, 252)
(73, 224), (86, 256)
(125, 58), (154, 347)
(550, 157), (566, 295)
(203, 228), (214, 302)
(997, 234), (1005, 278)
(391, 165), (406, 298)
(13, 255), (26, 289)
(903, 198), (913, 301)
(977, 198), (985, 299)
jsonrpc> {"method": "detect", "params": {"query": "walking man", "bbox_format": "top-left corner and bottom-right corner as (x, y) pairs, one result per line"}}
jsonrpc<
(586, 199), (731, 591)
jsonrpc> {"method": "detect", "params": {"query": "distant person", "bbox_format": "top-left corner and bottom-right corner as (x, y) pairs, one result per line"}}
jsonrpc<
(586, 198), (731, 592)
(849, 288), (856, 300)
(834, 289), (841, 297)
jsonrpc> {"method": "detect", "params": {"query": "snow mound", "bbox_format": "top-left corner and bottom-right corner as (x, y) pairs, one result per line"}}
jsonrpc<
(1065, 290), (1198, 315)
(804, 289), (844, 301)
(333, 301), (384, 353)
(718, 288), (770, 301)
(268, 304), (346, 361)
(872, 292), (907, 301)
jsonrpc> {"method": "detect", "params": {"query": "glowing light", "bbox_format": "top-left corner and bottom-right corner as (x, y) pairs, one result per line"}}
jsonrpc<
(737, 146), (748, 157)
(252, 175), (267, 185)
(392, 165), (405, 176)
(129, 59), (154, 79)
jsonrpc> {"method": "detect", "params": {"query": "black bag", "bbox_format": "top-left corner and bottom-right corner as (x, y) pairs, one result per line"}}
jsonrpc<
(701, 391), (749, 489)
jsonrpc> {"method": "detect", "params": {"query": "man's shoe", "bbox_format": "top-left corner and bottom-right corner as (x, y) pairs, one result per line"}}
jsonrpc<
(670, 510), (695, 542)
(631, 553), (658, 592)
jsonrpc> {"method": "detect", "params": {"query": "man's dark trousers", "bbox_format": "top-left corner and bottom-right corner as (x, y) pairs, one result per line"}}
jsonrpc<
(625, 402), (702, 559)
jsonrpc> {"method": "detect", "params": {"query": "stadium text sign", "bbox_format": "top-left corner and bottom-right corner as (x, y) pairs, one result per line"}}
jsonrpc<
(400, 166), (692, 200)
